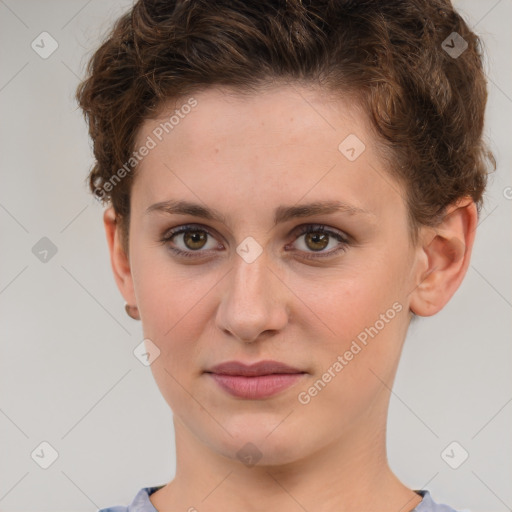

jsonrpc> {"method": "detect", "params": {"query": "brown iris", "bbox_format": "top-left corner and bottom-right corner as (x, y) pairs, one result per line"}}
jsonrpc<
(305, 231), (329, 251)
(183, 230), (208, 250)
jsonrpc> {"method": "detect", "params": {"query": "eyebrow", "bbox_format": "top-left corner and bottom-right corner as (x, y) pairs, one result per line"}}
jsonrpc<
(145, 199), (374, 227)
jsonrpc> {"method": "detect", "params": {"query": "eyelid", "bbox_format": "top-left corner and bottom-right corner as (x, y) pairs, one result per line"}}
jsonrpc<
(161, 223), (222, 243)
(290, 223), (349, 241)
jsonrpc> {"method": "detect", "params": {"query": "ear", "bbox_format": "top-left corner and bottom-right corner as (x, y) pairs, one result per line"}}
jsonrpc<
(409, 197), (478, 317)
(103, 207), (137, 306)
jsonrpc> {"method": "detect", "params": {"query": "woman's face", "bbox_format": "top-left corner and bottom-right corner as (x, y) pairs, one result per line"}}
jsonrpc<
(122, 84), (422, 465)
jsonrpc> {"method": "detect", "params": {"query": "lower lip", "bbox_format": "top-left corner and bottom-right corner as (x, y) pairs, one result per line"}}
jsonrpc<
(208, 373), (305, 399)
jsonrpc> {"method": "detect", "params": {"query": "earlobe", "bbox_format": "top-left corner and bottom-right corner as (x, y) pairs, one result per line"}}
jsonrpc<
(103, 207), (137, 307)
(409, 198), (478, 317)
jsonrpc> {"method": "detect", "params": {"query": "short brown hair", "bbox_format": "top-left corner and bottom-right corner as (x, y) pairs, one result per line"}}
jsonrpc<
(76, 0), (495, 250)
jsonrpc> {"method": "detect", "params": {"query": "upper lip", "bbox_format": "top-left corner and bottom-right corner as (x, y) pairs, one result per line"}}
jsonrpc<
(206, 360), (305, 377)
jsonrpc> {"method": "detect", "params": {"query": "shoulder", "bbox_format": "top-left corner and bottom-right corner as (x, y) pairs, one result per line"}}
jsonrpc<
(98, 486), (164, 512)
(414, 490), (469, 512)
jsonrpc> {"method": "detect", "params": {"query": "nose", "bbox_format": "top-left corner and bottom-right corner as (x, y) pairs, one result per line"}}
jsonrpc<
(215, 249), (289, 343)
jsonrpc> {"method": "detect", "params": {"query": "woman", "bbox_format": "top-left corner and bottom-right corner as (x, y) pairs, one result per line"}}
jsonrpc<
(76, 0), (494, 510)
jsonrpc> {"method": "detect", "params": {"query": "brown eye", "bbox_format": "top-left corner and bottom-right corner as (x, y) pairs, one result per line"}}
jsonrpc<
(160, 223), (349, 261)
(183, 230), (208, 250)
(304, 231), (329, 251)
(290, 224), (350, 259)
(160, 224), (221, 257)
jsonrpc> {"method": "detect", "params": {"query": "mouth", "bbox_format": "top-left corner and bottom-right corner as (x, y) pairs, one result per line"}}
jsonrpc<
(204, 360), (307, 399)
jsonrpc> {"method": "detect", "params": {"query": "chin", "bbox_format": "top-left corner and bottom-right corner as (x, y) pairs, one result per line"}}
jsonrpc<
(201, 414), (315, 467)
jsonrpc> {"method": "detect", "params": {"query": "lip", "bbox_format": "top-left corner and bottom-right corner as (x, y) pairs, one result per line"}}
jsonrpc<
(205, 360), (307, 399)
(207, 360), (304, 376)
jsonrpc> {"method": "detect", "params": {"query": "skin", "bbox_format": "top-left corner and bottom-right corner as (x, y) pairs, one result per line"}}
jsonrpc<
(104, 84), (477, 512)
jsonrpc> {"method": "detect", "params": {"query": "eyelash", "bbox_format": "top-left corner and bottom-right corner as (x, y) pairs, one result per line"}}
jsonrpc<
(159, 223), (350, 260)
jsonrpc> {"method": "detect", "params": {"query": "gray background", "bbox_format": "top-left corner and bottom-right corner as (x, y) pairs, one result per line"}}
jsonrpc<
(0, 1), (510, 511)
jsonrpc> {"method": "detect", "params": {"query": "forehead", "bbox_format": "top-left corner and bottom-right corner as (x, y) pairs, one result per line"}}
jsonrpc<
(144, 84), (368, 151)
(131, 84), (407, 227)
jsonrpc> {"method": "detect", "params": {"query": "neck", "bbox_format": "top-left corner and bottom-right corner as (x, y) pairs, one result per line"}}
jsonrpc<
(150, 410), (422, 512)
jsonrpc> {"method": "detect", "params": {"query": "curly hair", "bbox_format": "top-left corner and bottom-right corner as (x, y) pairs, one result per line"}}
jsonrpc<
(76, 0), (495, 251)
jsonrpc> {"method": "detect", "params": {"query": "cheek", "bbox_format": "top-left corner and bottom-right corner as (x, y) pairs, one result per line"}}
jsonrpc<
(293, 257), (409, 393)
(133, 259), (216, 413)
(131, 242), (220, 339)
(295, 302), (407, 431)
(294, 261), (403, 343)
